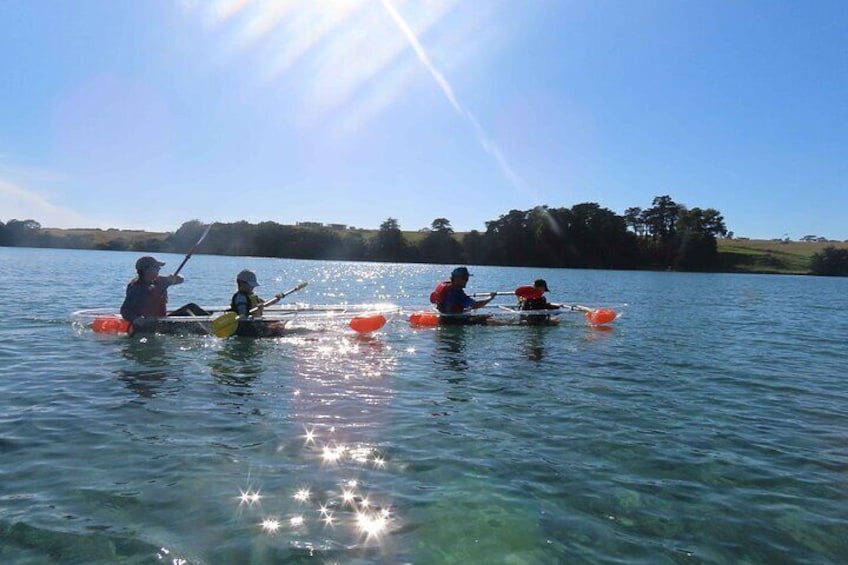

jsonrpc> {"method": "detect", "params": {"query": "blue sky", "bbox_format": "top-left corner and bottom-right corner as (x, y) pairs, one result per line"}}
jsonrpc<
(1, 0), (845, 240)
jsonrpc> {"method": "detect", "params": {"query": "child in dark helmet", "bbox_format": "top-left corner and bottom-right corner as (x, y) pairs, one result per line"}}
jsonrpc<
(518, 279), (561, 325)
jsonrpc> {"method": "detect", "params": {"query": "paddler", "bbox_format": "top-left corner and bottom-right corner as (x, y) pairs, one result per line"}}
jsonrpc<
(120, 255), (207, 332)
(230, 269), (265, 317)
(228, 269), (289, 337)
(517, 279), (561, 325)
(431, 266), (496, 314)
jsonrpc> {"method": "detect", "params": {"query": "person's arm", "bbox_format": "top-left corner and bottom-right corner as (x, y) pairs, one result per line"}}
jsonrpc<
(162, 274), (185, 286)
(233, 294), (250, 317)
(470, 292), (496, 310)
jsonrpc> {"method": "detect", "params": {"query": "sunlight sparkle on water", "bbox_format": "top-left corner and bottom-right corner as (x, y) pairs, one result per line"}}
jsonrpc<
(238, 489), (261, 505)
(342, 489), (356, 506)
(303, 426), (317, 444)
(322, 444), (346, 463)
(356, 509), (389, 539)
(294, 488), (311, 502)
(261, 518), (281, 534)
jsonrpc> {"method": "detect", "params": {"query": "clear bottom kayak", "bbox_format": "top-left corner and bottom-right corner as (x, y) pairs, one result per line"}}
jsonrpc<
(408, 305), (620, 327)
(70, 303), (403, 337)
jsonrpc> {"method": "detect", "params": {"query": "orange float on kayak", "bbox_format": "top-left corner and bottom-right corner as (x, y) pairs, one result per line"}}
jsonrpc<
(409, 311), (440, 327)
(585, 308), (617, 326)
(92, 316), (131, 334)
(349, 314), (387, 333)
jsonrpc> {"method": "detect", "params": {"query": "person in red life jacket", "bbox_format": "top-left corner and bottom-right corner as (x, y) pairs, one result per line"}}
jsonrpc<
(120, 255), (206, 332)
(431, 266), (496, 314)
(517, 279), (561, 311)
(517, 278), (561, 325)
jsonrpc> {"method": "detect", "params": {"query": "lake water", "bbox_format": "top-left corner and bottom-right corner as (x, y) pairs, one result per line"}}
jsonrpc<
(1, 246), (846, 564)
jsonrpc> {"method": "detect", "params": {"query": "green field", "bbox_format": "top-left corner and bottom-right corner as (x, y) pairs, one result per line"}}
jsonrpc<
(42, 228), (169, 247)
(717, 239), (848, 274)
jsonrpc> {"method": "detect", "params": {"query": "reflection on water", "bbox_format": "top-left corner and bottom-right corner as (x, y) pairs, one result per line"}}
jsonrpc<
(210, 338), (266, 391)
(521, 326), (548, 361)
(115, 337), (176, 398)
(433, 326), (471, 378)
(225, 333), (401, 553)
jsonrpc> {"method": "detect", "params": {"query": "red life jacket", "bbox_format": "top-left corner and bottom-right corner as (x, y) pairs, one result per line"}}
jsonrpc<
(430, 281), (453, 305)
(127, 277), (169, 317)
(515, 286), (544, 300)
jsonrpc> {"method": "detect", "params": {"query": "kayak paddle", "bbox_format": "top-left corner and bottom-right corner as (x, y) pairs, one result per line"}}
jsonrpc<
(172, 223), (213, 278)
(474, 287), (619, 325)
(554, 304), (618, 325)
(211, 282), (308, 338)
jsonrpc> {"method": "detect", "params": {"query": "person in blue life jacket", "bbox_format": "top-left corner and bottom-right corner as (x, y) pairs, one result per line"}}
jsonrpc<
(120, 255), (208, 332)
(230, 269), (266, 317)
(431, 266), (496, 314)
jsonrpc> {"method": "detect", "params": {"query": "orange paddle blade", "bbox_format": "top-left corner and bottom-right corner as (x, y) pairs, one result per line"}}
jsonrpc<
(92, 316), (131, 334)
(585, 308), (617, 325)
(409, 311), (440, 327)
(349, 314), (387, 333)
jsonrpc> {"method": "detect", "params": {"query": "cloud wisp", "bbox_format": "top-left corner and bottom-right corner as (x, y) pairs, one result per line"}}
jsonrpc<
(0, 177), (88, 228)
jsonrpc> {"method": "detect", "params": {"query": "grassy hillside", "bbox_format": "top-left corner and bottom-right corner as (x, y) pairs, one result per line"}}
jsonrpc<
(716, 239), (848, 274)
(42, 227), (169, 247)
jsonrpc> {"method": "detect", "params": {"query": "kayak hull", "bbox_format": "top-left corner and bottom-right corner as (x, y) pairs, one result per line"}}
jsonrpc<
(406, 305), (617, 327)
(71, 304), (402, 337)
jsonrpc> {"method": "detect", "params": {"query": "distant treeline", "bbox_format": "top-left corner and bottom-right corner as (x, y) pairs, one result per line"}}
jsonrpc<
(2, 195), (846, 275)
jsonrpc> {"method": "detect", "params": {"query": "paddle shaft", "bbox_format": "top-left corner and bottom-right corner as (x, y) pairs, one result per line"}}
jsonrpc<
(250, 282), (308, 313)
(470, 291), (515, 297)
(171, 224), (213, 278)
(211, 281), (308, 338)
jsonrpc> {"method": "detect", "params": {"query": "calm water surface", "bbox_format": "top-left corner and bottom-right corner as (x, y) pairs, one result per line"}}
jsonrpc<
(1, 247), (846, 563)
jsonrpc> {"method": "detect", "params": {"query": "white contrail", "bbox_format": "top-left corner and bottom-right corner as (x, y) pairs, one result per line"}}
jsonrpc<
(379, 0), (524, 190)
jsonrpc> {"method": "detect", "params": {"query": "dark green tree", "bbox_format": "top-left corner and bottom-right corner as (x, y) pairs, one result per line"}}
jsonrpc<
(460, 230), (486, 264)
(168, 220), (208, 254)
(624, 207), (645, 236)
(4, 219), (42, 246)
(372, 218), (408, 262)
(418, 218), (462, 264)
(811, 246), (848, 276)
(642, 195), (681, 241)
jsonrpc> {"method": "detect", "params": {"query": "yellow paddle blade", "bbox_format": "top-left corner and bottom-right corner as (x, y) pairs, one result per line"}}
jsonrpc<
(211, 312), (239, 338)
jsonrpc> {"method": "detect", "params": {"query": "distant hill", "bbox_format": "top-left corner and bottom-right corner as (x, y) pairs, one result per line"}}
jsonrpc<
(35, 226), (848, 275)
(717, 238), (848, 274)
(42, 227), (170, 246)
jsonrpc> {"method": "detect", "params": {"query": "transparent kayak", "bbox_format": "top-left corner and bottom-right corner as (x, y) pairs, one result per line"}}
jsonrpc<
(407, 304), (621, 327)
(70, 303), (403, 337)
